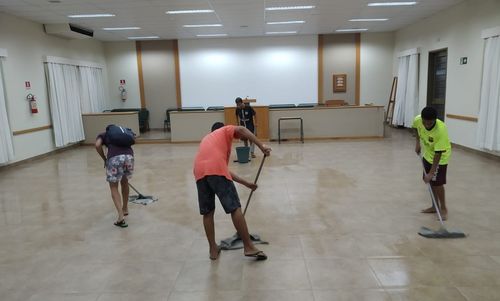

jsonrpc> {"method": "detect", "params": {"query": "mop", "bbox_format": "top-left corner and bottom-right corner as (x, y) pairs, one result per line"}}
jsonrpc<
(418, 158), (466, 239)
(220, 155), (269, 250)
(128, 183), (158, 205)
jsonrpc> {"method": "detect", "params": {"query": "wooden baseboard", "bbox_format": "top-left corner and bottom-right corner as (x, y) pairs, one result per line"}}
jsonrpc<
(0, 143), (80, 170)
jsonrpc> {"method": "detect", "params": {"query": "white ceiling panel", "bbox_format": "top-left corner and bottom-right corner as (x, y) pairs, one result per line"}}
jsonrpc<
(0, 0), (464, 41)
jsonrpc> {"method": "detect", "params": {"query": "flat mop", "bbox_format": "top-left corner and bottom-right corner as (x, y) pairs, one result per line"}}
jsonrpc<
(418, 158), (466, 239)
(220, 155), (269, 250)
(128, 183), (158, 205)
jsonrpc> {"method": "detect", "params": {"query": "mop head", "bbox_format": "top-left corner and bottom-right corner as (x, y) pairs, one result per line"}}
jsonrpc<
(418, 226), (466, 239)
(220, 233), (269, 250)
(129, 194), (158, 205)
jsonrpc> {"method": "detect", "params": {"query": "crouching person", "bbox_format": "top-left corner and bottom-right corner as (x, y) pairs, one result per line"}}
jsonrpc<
(95, 124), (136, 228)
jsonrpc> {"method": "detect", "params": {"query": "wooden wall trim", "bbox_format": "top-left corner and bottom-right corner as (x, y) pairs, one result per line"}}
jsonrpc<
(446, 114), (478, 122)
(136, 41), (146, 109)
(318, 34), (324, 104)
(355, 33), (361, 106)
(13, 125), (52, 136)
(173, 39), (182, 108)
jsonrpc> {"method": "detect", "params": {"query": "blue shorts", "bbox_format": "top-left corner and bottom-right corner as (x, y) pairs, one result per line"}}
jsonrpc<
(106, 154), (134, 183)
(196, 176), (241, 215)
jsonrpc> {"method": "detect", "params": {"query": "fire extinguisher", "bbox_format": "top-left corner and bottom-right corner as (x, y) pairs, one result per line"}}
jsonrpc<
(27, 93), (38, 114)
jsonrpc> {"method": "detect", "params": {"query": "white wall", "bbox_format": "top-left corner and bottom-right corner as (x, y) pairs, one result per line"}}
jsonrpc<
(0, 12), (108, 163)
(104, 42), (141, 109)
(179, 35), (318, 107)
(361, 32), (395, 106)
(393, 0), (500, 152)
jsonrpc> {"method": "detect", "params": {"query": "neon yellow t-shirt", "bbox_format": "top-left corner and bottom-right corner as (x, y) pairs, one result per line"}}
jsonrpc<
(412, 115), (451, 165)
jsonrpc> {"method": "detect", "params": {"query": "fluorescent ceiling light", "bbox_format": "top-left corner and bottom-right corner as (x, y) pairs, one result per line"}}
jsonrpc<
(368, 2), (417, 6)
(68, 14), (115, 18)
(127, 36), (160, 40)
(336, 28), (368, 32)
(266, 21), (305, 25)
(196, 34), (228, 37)
(265, 31), (298, 34)
(183, 24), (222, 28)
(265, 6), (315, 11)
(103, 27), (141, 30)
(166, 9), (214, 14)
(349, 18), (388, 22)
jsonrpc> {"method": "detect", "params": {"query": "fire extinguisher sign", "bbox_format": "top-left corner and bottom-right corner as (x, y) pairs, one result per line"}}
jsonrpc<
(25, 81), (31, 89)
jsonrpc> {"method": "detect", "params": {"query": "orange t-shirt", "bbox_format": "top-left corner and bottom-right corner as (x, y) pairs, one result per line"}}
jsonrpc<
(193, 125), (236, 181)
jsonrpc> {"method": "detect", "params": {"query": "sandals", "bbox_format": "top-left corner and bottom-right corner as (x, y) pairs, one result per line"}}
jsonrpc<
(114, 219), (128, 228)
(245, 251), (268, 261)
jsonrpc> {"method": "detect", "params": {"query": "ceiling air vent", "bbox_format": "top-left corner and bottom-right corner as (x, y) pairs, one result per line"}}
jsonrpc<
(44, 23), (94, 39)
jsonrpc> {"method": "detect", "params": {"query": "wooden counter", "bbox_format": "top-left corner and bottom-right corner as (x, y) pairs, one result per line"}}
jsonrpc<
(169, 105), (385, 143)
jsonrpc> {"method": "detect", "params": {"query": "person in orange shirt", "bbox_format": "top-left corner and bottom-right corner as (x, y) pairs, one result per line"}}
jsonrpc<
(194, 122), (271, 261)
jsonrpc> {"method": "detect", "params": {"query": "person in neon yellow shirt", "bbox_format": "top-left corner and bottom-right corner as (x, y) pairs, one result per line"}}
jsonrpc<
(412, 107), (452, 220)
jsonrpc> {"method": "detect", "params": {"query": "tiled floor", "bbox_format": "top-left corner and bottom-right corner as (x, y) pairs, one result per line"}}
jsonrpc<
(1, 128), (500, 300)
(137, 129), (171, 141)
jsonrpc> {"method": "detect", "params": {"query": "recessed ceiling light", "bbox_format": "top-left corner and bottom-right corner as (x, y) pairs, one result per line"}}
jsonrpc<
(127, 36), (160, 40)
(367, 2), (417, 6)
(68, 13), (115, 18)
(349, 18), (388, 22)
(265, 31), (298, 34)
(336, 28), (368, 32)
(183, 24), (223, 28)
(103, 27), (141, 31)
(265, 6), (315, 11)
(266, 21), (305, 25)
(196, 34), (228, 37)
(166, 9), (214, 14)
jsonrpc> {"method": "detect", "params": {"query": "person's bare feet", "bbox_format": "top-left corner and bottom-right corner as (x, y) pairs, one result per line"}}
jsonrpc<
(244, 247), (267, 260)
(209, 246), (221, 260)
(438, 209), (448, 221)
(421, 206), (437, 214)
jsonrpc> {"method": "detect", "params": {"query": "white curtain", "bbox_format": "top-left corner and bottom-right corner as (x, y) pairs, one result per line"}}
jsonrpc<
(0, 59), (14, 163)
(45, 63), (85, 147)
(477, 36), (500, 151)
(393, 53), (419, 127)
(79, 66), (105, 113)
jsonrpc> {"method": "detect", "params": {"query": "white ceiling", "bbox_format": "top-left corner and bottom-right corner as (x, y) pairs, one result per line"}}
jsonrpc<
(0, 0), (463, 41)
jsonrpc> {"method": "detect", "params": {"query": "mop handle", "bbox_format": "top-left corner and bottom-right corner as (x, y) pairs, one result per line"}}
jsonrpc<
(128, 183), (140, 194)
(420, 156), (445, 227)
(243, 155), (267, 216)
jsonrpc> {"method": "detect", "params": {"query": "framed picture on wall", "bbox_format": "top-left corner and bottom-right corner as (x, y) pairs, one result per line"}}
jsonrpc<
(333, 74), (347, 92)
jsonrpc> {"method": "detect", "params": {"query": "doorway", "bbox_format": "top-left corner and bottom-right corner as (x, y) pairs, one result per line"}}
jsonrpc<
(427, 49), (448, 121)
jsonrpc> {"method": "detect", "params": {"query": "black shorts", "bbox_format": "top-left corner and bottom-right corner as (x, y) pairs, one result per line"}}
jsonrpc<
(423, 158), (448, 186)
(196, 176), (241, 215)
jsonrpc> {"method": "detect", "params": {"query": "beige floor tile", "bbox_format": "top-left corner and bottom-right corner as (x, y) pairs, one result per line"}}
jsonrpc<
(28, 293), (100, 301)
(174, 259), (245, 292)
(241, 259), (311, 290)
(167, 290), (244, 301)
(386, 287), (467, 301)
(368, 257), (451, 287)
(307, 258), (381, 289)
(300, 234), (363, 258)
(313, 289), (391, 301)
(457, 286), (500, 301)
(97, 293), (167, 301)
